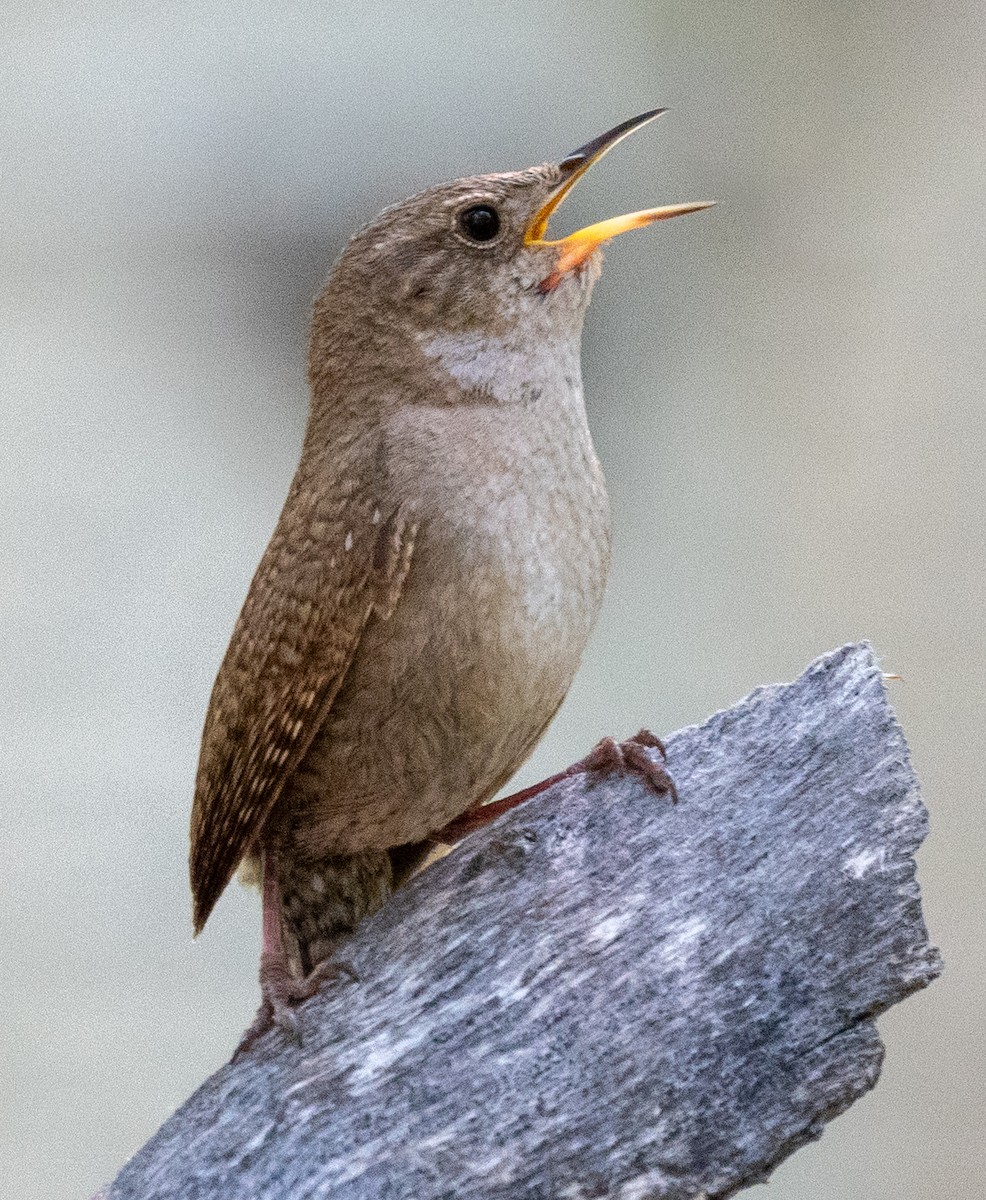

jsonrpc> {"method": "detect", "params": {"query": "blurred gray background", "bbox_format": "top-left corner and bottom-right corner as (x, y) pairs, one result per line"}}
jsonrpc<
(3, 1), (982, 1196)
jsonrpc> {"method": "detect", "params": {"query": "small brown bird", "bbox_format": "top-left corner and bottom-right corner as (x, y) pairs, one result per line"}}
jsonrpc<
(190, 110), (711, 1049)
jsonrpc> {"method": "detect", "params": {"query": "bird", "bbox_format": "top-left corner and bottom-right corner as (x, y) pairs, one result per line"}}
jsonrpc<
(189, 109), (712, 1053)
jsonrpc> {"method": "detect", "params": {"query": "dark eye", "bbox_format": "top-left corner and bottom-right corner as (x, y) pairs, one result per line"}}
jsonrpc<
(458, 204), (500, 243)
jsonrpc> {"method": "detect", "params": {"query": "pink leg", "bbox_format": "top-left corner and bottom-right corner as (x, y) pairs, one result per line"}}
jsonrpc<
(432, 728), (676, 846)
(232, 848), (299, 1059)
(432, 772), (571, 843)
(232, 848), (358, 1061)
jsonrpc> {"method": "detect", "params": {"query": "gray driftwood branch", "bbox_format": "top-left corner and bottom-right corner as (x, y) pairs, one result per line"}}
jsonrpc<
(102, 643), (940, 1199)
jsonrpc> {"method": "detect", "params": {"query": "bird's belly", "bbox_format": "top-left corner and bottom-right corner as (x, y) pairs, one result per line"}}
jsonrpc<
(283, 495), (610, 858)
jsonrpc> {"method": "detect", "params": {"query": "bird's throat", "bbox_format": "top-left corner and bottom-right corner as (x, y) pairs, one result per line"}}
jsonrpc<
(418, 329), (583, 409)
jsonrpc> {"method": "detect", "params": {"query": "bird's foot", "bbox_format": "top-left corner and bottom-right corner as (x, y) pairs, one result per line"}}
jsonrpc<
(231, 952), (358, 1062)
(432, 729), (675, 845)
(573, 728), (678, 801)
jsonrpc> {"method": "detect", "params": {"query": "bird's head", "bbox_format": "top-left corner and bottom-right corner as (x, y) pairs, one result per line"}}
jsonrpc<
(315, 110), (712, 359)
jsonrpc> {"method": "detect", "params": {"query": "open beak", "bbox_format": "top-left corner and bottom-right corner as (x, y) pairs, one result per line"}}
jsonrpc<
(526, 109), (714, 292)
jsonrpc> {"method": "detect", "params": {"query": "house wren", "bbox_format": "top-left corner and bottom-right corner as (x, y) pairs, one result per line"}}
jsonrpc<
(190, 110), (711, 1049)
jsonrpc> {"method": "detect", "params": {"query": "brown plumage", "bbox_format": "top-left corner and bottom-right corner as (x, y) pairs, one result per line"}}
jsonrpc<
(189, 110), (710, 1048)
(191, 494), (416, 935)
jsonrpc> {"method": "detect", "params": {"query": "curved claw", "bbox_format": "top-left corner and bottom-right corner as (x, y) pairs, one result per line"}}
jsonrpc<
(232, 997), (298, 1063)
(628, 729), (668, 758)
(571, 728), (677, 802)
(230, 953), (357, 1062)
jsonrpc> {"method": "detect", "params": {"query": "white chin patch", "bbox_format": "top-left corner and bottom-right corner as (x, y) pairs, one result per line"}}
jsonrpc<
(420, 331), (569, 406)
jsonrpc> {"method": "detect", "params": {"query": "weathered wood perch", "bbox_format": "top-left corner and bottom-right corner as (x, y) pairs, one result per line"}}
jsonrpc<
(102, 642), (940, 1199)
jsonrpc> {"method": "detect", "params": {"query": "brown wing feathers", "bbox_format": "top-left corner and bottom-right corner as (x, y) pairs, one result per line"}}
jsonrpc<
(189, 503), (416, 933)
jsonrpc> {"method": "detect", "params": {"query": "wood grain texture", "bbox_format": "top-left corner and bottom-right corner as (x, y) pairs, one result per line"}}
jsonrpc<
(105, 643), (941, 1199)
